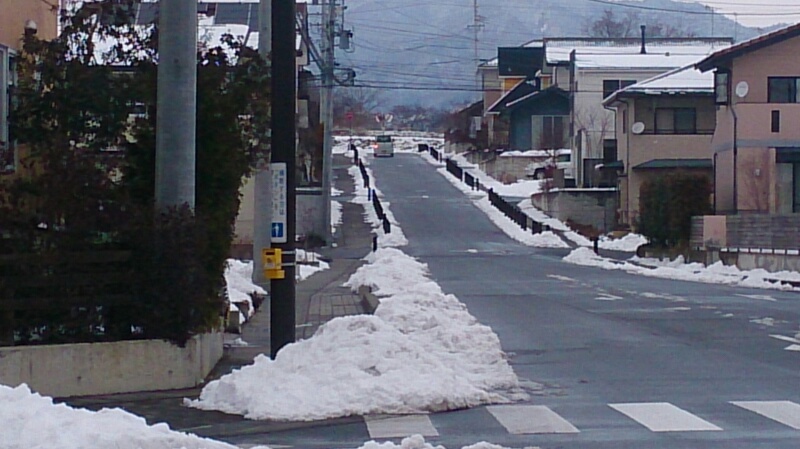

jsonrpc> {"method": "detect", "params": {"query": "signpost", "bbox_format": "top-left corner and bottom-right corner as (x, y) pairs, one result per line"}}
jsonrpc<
(270, 162), (287, 244)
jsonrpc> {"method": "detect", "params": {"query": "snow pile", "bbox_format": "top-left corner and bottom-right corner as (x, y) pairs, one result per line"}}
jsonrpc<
(565, 248), (800, 291)
(357, 435), (508, 449)
(599, 233), (648, 252)
(188, 247), (521, 421)
(296, 249), (330, 282)
(332, 200), (343, 232)
(224, 259), (265, 321)
(0, 384), (245, 449)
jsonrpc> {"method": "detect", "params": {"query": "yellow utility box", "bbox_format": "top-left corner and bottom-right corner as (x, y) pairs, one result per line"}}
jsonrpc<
(261, 248), (285, 280)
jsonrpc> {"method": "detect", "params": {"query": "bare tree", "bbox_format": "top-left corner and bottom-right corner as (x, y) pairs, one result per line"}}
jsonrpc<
(585, 9), (696, 38)
(333, 86), (383, 129)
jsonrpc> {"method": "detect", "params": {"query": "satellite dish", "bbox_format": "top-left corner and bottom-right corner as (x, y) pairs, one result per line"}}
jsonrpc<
(631, 122), (645, 134)
(735, 81), (750, 98)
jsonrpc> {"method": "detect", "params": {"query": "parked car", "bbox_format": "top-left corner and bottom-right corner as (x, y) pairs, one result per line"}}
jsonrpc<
(525, 149), (573, 180)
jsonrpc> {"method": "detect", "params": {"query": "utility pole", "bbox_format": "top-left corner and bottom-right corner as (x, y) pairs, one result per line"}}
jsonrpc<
(270, 0), (297, 358)
(253, 0), (272, 289)
(467, 0), (484, 91)
(155, 0), (197, 209)
(320, 0), (336, 245)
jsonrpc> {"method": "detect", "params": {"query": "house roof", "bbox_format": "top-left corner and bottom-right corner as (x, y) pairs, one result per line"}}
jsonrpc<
(603, 64), (713, 105)
(696, 22), (800, 72)
(544, 37), (731, 68)
(633, 158), (712, 170)
(486, 79), (539, 114)
(505, 85), (569, 110)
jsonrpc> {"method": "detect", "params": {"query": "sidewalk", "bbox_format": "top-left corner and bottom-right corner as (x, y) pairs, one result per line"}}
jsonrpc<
(62, 154), (376, 439)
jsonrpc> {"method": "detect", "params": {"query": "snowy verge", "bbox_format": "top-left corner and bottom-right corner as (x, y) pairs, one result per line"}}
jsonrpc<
(0, 384), (251, 449)
(565, 247), (800, 291)
(187, 157), (523, 422)
(357, 435), (508, 449)
(349, 164), (409, 248)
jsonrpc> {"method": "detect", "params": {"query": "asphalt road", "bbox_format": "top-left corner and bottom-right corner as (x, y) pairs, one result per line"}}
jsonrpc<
(231, 153), (800, 449)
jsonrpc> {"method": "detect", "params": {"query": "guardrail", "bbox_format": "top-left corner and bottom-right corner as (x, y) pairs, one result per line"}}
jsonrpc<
(430, 149), (545, 236)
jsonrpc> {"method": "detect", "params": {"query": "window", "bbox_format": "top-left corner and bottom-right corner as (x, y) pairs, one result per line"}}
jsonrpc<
(714, 71), (730, 105)
(768, 77), (800, 103)
(603, 139), (618, 163)
(655, 108), (697, 134)
(603, 79), (636, 99)
(772, 110), (781, 133)
(533, 115), (569, 149)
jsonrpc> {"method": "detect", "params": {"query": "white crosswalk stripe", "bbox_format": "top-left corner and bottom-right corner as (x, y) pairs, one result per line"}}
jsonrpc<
(364, 414), (439, 439)
(608, 402), (723, 432)
(731, 401), (800, 429)
(487, 405), (580, 434)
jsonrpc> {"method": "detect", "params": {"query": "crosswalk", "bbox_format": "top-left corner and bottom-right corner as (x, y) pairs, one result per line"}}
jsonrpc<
(364, 401), (800, 438)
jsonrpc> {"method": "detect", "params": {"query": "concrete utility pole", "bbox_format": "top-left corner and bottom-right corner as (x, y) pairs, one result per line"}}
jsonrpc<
(270, 0), (297, 358)
(155, 0), (197, 209)
(252, 0), (272, 288)
(320, 0), (336, 245)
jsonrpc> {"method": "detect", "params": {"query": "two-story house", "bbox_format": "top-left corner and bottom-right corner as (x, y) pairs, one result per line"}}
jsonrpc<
(545, 34), (731, 187)
(1, 0), (58, 174)
(603, 65), (717, 228)
(696, 22), (800, 216)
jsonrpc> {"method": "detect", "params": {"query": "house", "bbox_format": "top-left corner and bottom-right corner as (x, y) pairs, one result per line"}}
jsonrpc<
(688, 23), (800, 270)
(544, 34), (731, 187)
(603, 65), (717, 229)
(444, 100), (486, 154)
(696, 22), (800, 216)
(1, 0), (59, 174)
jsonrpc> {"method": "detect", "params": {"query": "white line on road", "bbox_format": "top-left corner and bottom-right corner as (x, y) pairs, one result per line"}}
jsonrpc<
(547, 274), (578, 283)
(770, 334), (800, 345)
(364, 415), (439, 438)
(487, 405), (580, 434)
(609, 402), (722, 432)
(595, 293), (623, 301)
(736, 294), (778, 302)
(731, 401), (800, 429)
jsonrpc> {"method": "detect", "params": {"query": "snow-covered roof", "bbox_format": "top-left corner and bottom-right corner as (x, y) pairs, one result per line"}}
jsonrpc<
(543, 38), (731, 68)
(603, 64), (713, 105)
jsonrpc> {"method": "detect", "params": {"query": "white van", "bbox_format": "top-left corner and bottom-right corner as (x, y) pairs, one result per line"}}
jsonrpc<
(374, 135), (394, 157)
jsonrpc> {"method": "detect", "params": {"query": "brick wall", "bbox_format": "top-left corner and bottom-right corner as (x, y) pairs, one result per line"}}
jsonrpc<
(692, 214), (800, 250)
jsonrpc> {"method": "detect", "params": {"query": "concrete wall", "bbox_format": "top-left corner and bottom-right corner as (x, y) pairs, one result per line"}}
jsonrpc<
(0, 333), (223, 398)
(532, 188), (618, 232)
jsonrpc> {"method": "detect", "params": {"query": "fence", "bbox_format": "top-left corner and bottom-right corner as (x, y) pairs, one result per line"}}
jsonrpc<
(355, 157), (391, 251)
(430, 148), (545, 236)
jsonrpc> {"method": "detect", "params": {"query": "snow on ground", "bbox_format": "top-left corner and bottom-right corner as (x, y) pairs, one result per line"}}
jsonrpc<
(296, 249), (330, 282)
(225, 259), (266, 322)
(349, 163), (409, 248)
(598, 233), (648, 252)
(0, 384), (250, 449)
(357, 435), (508, 449)
(442, 152), (543, 198)
(332, 200), (343, 233)
(565, 247), (800, 291)
(187, 155), (523, 422)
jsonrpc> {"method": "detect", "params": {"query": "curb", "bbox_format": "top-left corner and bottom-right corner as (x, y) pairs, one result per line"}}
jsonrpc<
(357, 285), (380, 313)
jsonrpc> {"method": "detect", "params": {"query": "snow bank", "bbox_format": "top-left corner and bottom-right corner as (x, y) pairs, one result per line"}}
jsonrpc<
(296, 249), (330, 282)
(565, 247), (800, 291)
(357, 435), (508, 449)
(224, 259), (265, 320)
(0, 384), (245, 449)
(188, 247), (521, 421)
(599, 233), (648, 252)
(349, 164), (409, 248)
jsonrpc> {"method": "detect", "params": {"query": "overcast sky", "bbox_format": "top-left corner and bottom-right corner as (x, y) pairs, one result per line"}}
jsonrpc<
(692, 0), (800, 28)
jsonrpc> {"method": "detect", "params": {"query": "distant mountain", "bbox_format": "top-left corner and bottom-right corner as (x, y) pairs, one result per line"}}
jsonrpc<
(339, 0), (764, 108)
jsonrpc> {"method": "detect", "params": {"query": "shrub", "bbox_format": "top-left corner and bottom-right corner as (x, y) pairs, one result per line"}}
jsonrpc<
(638, 173), (712, 247)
